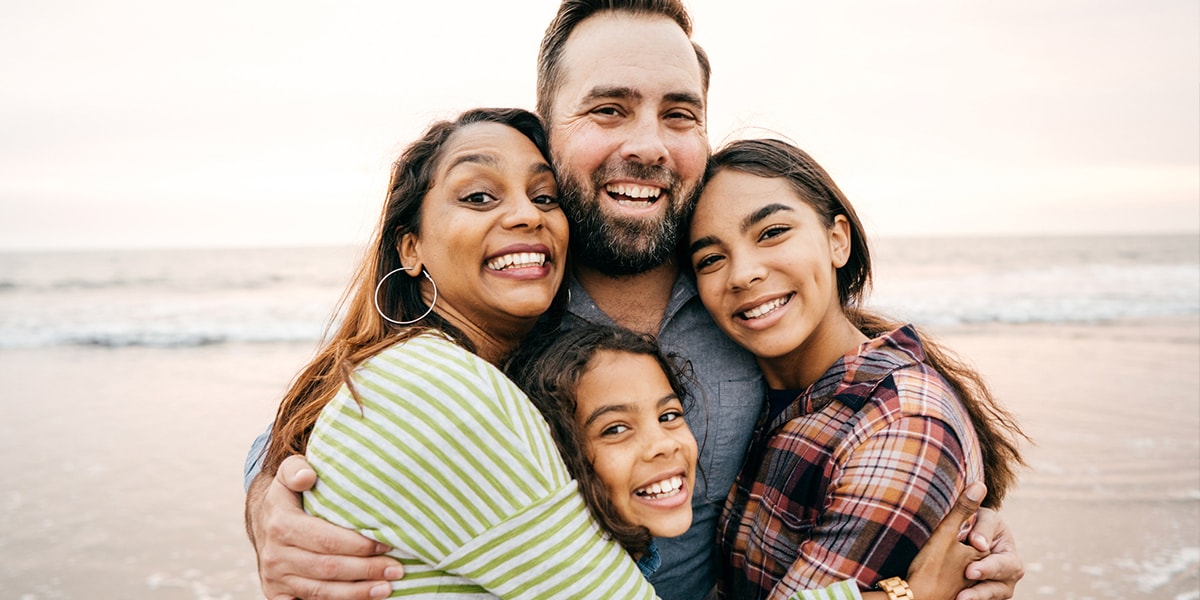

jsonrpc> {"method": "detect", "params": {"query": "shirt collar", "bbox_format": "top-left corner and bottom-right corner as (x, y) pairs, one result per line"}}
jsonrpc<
(768, 324), (927, 429)
(565, 272), (696, 334)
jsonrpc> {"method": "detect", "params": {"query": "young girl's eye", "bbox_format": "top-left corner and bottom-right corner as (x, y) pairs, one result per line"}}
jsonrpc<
(660, 409), (684, 424)
(601, 423), (630, 437)
(461, 192), (497, 205)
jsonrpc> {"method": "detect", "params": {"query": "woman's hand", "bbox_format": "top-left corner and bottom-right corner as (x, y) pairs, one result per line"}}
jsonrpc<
(246, 455), (404, 600)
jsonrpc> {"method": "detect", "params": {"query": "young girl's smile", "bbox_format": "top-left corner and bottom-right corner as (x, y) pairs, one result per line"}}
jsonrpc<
(573, 349), (698, 538)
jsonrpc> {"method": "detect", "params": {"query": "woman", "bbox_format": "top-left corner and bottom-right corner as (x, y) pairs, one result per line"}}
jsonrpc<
(687, 139), (1027, 599)
(262, 107), (657, 597)
(261, 109), (950, 598)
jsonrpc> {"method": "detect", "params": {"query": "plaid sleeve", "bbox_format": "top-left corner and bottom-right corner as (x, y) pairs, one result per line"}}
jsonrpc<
(768, 414), (968, 597)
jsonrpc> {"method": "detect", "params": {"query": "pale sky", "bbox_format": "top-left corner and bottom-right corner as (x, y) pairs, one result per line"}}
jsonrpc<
(1, 0), (1197, 250)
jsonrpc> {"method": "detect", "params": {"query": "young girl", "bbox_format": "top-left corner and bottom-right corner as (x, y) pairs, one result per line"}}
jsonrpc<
(687, 139), (1027, 599)
(508, 322), (992, 600)
(507, 324), (699, 578)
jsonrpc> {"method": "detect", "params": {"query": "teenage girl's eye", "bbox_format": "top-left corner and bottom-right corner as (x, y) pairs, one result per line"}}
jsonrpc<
(693, 253), (724, 272)
(759, 224), (790, 241)
(461, 192), (497, 205)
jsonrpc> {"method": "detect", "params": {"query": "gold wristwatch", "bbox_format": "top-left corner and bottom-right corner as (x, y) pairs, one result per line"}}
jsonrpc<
(876, 576), (915, 600)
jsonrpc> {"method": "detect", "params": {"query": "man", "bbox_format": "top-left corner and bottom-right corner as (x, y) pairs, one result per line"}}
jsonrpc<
(244, 2), (1025, 599)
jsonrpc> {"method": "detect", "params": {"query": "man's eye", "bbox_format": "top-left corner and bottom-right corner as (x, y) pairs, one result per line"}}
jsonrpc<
(461, 192), (496, 205)
(591, 106), (622, 117)
(666, 110), (697, 121)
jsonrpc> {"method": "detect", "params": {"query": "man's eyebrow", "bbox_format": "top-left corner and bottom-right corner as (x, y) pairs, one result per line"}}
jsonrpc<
(664, 91), (703, 110)
(688, 203), (794, 255)
(582, 86), (641, 105)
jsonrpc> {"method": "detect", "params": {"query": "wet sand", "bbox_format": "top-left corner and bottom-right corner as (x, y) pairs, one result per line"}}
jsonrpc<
(1, 317), (1196, 598)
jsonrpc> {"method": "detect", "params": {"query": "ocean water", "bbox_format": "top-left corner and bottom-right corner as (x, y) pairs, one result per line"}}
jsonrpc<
(0, 234), (1196, 349)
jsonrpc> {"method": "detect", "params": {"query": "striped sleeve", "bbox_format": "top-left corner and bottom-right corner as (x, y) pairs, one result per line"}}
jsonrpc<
(304, 335), (657, 599)
(785, 580), (864, 600)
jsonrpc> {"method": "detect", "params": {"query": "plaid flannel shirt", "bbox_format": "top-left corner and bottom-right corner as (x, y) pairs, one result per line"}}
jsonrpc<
(718, 325), (984, 599)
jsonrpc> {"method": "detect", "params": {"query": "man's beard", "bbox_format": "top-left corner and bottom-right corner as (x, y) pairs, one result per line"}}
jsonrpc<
(557, 160), (697, 277)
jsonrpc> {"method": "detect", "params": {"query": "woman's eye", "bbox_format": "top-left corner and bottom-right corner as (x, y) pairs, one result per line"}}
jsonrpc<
(531, 194), (559, 206)
(461, 192), (496, 205)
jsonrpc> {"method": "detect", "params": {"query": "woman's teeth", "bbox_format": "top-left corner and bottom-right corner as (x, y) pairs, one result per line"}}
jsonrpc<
(486, 252), (546, 271)
(636, 475), (684, 499)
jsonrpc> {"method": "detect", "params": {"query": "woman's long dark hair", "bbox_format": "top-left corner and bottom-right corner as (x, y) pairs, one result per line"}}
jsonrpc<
(700, 139), (1027, 507)
(261, 108), (562, 479)
(506, 323), (693, 556)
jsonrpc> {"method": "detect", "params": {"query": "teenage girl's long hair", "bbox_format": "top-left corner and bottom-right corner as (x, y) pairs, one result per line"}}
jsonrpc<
(701, 139), (1028, 507)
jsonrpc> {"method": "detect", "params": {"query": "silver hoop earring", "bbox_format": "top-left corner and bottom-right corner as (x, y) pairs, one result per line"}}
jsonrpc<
(374, 266), (438, 326)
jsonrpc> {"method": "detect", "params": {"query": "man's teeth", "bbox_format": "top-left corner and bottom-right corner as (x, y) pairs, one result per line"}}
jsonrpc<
(636, 475), (684, 499)
(606, 183), (662, 202)
(741, 296), (790, 320)
(486, 252), (546, 271)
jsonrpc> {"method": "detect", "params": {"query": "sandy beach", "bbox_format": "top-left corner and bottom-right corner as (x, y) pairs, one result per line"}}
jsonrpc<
(1, 317), (1197, 599)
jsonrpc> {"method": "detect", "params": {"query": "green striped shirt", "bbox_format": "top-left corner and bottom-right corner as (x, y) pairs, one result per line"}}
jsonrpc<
(304, 334), (657, 598)
(304, 333), (865, 600)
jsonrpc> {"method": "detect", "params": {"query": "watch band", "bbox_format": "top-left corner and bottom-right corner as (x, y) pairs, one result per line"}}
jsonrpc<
(876, 576), (915, 600)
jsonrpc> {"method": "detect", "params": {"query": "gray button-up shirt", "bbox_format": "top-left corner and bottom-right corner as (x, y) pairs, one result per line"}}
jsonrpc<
(564, 274), (764, 600)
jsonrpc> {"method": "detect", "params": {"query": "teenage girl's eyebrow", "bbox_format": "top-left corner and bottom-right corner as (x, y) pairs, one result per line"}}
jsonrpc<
(689, 203), (794, 256)
(741, 203), (793, 231)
